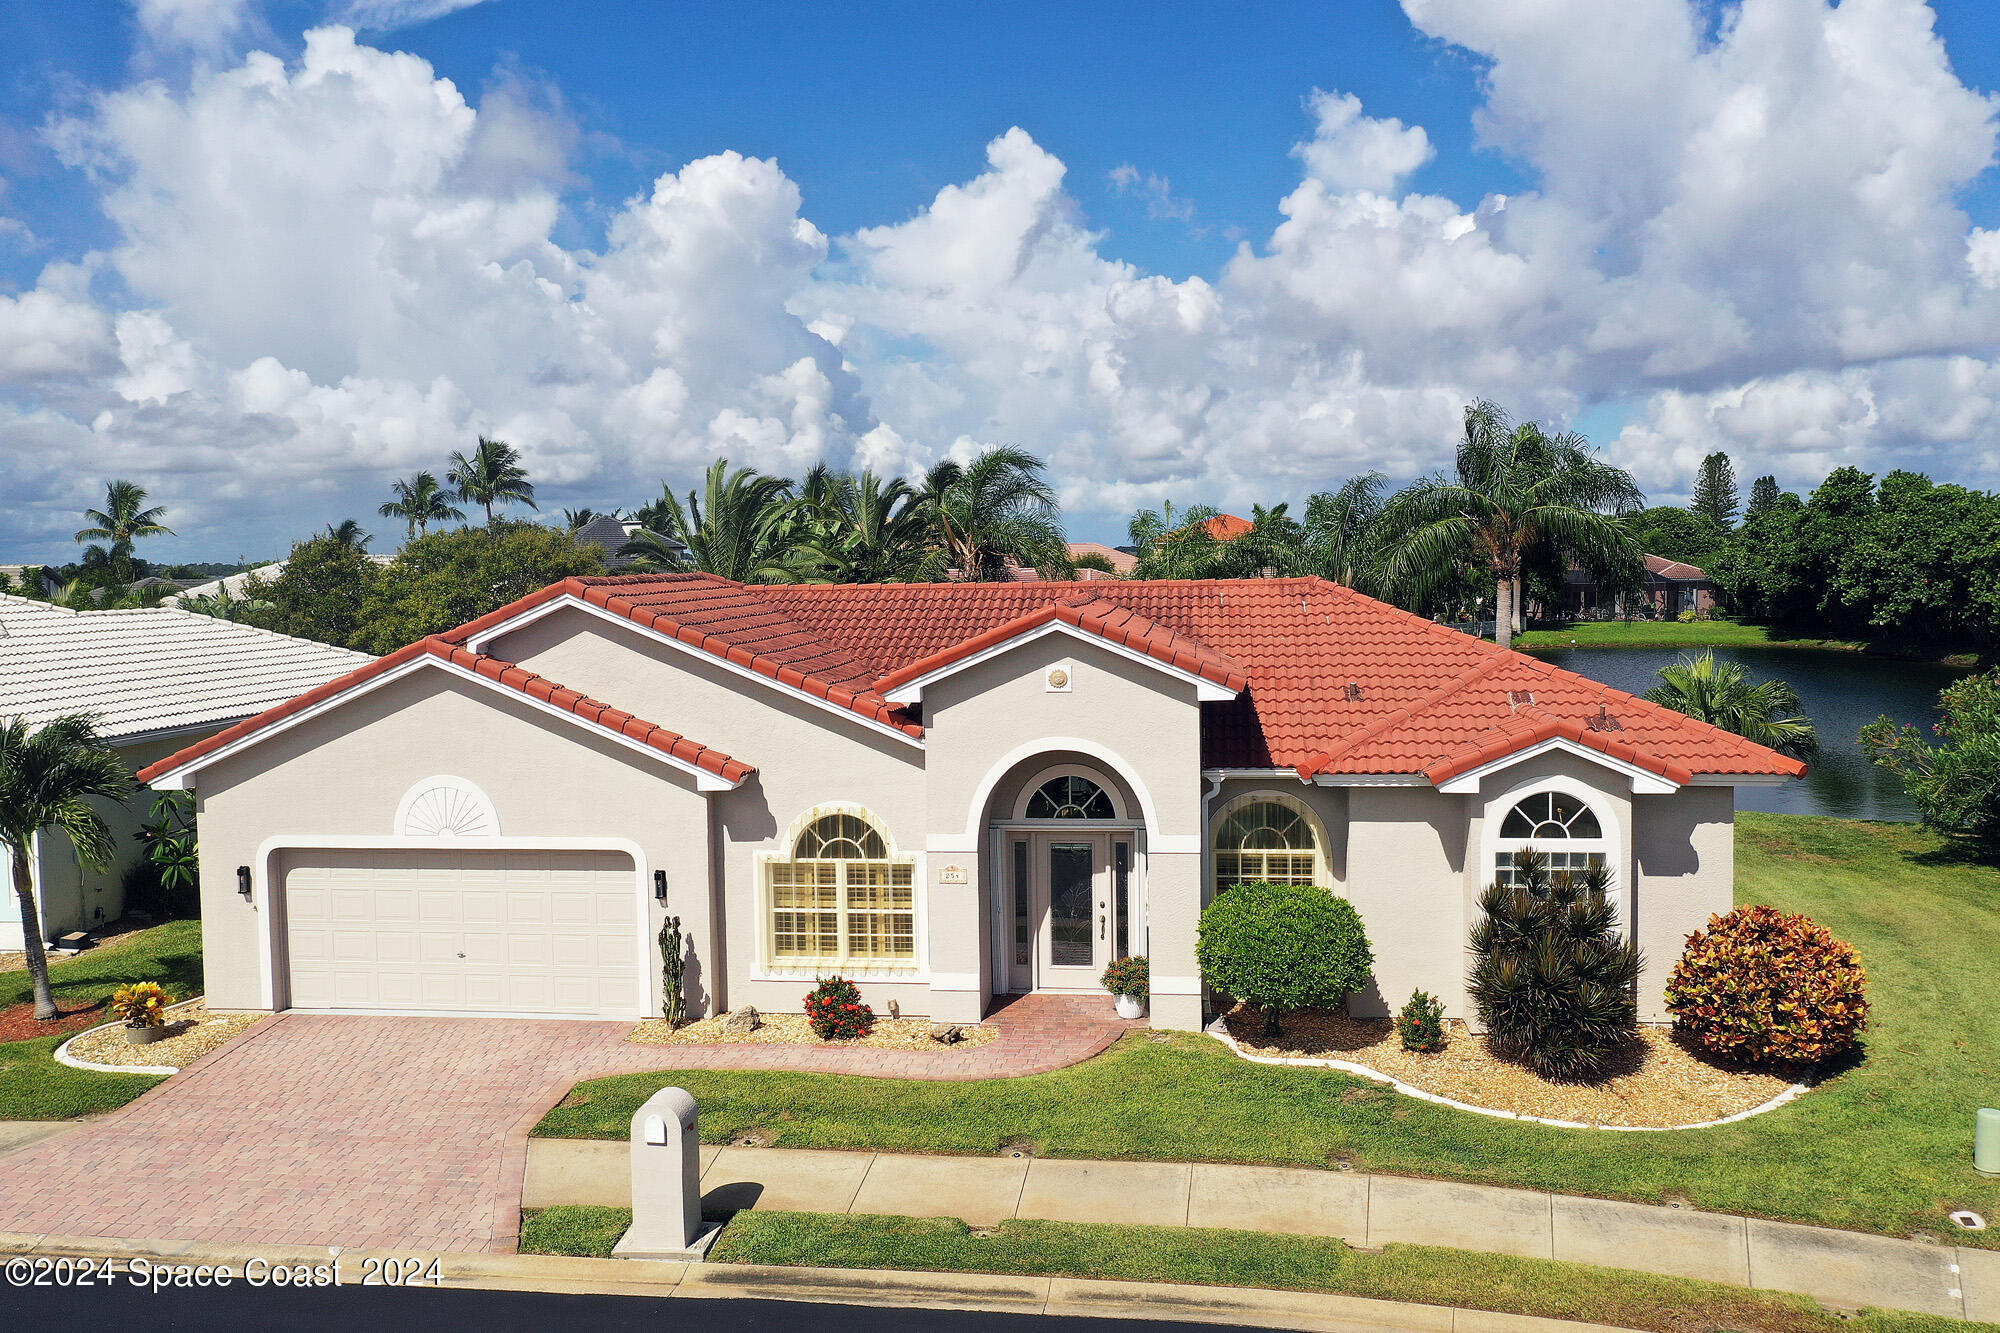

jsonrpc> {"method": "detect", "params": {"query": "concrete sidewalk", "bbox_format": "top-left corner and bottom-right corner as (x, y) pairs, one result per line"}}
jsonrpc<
(525, 1139), (1998, 1322)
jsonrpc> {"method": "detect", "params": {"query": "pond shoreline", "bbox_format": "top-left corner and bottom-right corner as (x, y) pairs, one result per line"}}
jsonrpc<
(1513, 619), (1987, 666)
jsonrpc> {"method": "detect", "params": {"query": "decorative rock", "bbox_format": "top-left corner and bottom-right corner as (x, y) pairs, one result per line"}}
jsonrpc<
(930, 1022), (966, 1045)
(723, 1006), (760, 1034)
(887, 999), (901, 1020)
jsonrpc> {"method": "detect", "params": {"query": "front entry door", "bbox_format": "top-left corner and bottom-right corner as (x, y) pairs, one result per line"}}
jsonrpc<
(1040, 838), (1102, 987)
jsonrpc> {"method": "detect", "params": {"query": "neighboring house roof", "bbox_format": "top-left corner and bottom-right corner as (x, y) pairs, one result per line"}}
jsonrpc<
(1203, 513), (1254, 540)
(1065, 542), (1137, 575)
(0, 593), (373, 742)
(1643, 554), (1708, 581)
(139, 573), (1805, 790)
(163, 557), (391, 605)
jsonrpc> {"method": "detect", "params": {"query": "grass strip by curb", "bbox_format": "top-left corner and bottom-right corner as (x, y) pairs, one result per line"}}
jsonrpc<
(520, 1207), (1988, 1333)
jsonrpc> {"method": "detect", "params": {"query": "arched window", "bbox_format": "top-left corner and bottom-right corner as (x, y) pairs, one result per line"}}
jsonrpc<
(1025, 774), (1116, 820)
(1491, 790), (1608, 888)
(766, 809), (914, 967)
(1211, 794), (1326, 895)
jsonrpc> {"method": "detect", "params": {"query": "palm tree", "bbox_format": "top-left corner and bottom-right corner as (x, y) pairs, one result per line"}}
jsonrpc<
(320, 519), (371, 551)
(379, 472), (464, 539)
(74, 480), (174, 585)
(445, 437), (538, 524)
(1219, 502), (1306, 578)
(1380, 402), (1644, 648)
(794, 469), (934, 583)
(561, 507), (617, 531)
(1302, 473), (1389, 594)
(1127, 501), (1227, 580)
(0, 715), (134, 1020)
(621, 460), (799, 583)
(1643, 651), (1819, 759)
(919, 447), (1066, 581)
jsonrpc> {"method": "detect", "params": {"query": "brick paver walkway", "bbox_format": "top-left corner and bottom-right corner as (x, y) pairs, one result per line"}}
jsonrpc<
(0, 995), (1129, 1252)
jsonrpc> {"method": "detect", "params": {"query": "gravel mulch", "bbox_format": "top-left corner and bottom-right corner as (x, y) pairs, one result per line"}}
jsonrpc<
(1221, 1006), (1803, 1128)
(64, 1001), (265, 1070)
(630, 1011), (997, 1051)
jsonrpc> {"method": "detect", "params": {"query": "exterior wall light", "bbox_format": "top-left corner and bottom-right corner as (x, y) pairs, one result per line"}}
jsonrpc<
(236, 865), (253, 900)
(654, 869), (668, 902)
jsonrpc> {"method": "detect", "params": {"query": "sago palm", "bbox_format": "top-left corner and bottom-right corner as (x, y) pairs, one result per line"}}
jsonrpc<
(794, 469), (933, 583)
(0, 715), (134, 1020)
(445, 437), (538, 524)
(920, 447), (1066, 581)
(1381, 402), (1644, 648)
(1643, 651), (1819, 759)
(74, 480), (174, 585)
(379, 471), (464, 539)
(621, 460), (799, 583)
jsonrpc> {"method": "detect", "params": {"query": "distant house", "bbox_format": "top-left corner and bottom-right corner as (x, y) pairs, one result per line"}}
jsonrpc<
(1563, 555), (1720, 619)
(1203, 513), (1254, 540)
(1066, 542), (1138, 577)
(571, 515), (687, 572)
(0, 595), (370, 949)
(163, 557), (391, 606)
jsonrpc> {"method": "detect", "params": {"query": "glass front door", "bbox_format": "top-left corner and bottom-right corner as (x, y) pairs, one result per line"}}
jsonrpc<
(1035, 833), (1107, 987)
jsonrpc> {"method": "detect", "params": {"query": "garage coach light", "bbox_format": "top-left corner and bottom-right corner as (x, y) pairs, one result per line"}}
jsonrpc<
(654, 870), (668, 902)
(236, 866), (252, 900)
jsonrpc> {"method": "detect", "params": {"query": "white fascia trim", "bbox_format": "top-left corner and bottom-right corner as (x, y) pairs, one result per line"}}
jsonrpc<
(1201, 767), (1309, 782)
(1433, 736), (1680, 796)
(465, 593), (923, 749)
(883, 620), (1239, 706)
(1311, 773), (1430, 787)
(146, 654), (744, 793)
(1687, 773), (1795, 788)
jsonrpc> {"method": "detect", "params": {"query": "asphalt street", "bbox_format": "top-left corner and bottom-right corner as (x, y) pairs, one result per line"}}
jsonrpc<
(0, 1280), (1272, 1331)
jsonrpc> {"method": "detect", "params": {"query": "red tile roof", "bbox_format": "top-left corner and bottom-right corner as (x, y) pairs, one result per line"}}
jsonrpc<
(1203, 513), (1254, 540)
(1644, 554), (1708, 581)
(141, 572), (1805, 789)
(138, 633), (753, 787)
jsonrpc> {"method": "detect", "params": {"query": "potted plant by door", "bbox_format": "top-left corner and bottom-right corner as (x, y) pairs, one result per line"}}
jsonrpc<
(111, 981), (175, 1045)
(1101, 956), (1149, 1020)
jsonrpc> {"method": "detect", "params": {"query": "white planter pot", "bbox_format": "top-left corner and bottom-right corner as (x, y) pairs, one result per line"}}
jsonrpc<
(1114, 993), (1145, 1020)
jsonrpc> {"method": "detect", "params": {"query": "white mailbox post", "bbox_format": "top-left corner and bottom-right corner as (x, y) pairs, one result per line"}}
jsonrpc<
(611, 1085), (716, 1260)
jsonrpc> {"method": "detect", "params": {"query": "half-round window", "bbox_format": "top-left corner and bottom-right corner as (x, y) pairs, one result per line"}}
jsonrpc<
(1492, 790), (1608, 888)
(794, 812), (888, 860)
(1212, 795), (1325, 894)
(1026, 775), (1116, 820)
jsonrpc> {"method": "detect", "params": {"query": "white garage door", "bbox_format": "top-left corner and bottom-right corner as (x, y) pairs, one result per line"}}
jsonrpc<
(280, 847), (641, 1018)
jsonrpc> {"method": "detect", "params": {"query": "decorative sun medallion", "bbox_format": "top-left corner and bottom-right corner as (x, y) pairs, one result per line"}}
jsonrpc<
(1045, 664), (1072, 691)
(394, 777), (500, 839)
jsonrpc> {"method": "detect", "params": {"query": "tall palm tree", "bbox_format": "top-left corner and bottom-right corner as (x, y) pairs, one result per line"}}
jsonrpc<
(1128, 501), (1227, 580)
(0, 715), (134, 1021)
(445, 437), (538, 524)
(1219, 502), (1306, 578)
(920, 447), (1066, 581)
(1302, 472), (1389, 595)
(320, 519), (371, 551)
(794, 469), (933, 583)
(1380, 402), (1644, 648)
(379, 472), (464, 539)
(620, 460), (799, 583)
(560, 507), (618, 531)
(74, 480), (174, 585)
(1643, 651), (1819, 759)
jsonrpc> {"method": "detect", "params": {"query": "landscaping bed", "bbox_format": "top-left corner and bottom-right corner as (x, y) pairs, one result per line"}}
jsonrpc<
(1217, 1007), (1800, 1128)
(630, 1012), (995, 1051)
(62, 1000), (263, 1070)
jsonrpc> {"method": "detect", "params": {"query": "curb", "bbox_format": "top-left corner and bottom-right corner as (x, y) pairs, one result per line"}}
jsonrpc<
(0, 1232), (1646, 1332)
(1205, 1028), (1811, 1132)
(51, 999), (216, 1077)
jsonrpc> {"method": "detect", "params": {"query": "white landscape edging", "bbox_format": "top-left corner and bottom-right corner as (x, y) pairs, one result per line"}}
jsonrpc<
(51, 998), (211, 1077)
(1206, 1027), (1811, 1132)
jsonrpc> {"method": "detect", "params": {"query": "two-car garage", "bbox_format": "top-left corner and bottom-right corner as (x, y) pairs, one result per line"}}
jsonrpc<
(275, 847), (643, 1018)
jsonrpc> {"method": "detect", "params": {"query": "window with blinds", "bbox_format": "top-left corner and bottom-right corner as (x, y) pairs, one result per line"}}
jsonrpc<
(767, 811), (915, 967)
(1212, 797), (1323, 895)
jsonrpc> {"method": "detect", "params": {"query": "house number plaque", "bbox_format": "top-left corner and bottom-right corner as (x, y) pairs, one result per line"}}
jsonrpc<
(938, 864), (968, 884)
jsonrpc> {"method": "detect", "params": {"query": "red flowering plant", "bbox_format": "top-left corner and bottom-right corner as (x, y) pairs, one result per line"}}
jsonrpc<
(804, 975), (875, 1041)
(1665, 905), (1868, 1066)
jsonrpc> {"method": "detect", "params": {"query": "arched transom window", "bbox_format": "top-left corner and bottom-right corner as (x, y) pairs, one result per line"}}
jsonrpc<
(766, 809), (914, 967)
(1492, 790), (1607, 888)
(1212, 795), (1326, 895)
(1025, 775), (1116, 820)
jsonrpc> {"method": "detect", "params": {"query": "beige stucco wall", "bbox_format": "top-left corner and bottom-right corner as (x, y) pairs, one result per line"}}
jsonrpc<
(187, 667), (712, 1013)
(917, 633), (1206, 1027)
(1633, 784), (1736, 1020)
(1344, 785), (1470, 1018)
(494, 607), (932, 1017)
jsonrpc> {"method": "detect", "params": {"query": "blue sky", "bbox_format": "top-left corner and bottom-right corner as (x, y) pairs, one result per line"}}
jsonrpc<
(4, 0), (2000, 560)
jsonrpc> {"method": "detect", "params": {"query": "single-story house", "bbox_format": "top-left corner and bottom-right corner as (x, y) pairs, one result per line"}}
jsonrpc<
(0, 594), (370, 949)
(141, 575), (1802, 1030)
(1562, 555), (1720, 619)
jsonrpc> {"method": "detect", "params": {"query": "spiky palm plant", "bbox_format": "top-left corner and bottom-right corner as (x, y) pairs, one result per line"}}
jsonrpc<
(1467, 849), (1641, 1081)
(622, 459), (799, 583)
(1644, 651), (1818, 759)
(919, 447), (1065, 581)
(320, 518), (371, 551)
(1381, 402), (1644, 647)
(1127, 501), (1228, 580)
(793, 469), (934, 583)
(380, 471), (465, 539)
(0, 715), (134, 1020)
(445, 437), (538, 524)
(74, 480), (174, 585)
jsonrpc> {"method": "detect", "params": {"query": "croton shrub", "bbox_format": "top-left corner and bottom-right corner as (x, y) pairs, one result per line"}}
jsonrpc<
(803, 975), (875, 1041)
(1665, 905), (1868, 1065)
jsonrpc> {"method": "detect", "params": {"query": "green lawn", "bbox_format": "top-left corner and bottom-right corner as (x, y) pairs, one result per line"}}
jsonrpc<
(0, 919), (203, 1119)
(1514, 618), (1867, 652)
(537, 814), (2000, 1247)
(520, 1208), (1986, 1333)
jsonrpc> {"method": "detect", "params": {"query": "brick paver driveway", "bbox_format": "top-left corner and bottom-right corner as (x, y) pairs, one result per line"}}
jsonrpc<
(0, 997), (1129, 1252)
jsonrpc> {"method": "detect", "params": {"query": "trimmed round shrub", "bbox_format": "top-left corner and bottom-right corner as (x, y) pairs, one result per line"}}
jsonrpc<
(1665, 905), (1867, 1065)
(1396, 989), (1446, 1053)
(1197, 880), (1373, 1036)
(803, 976), (875, 1041)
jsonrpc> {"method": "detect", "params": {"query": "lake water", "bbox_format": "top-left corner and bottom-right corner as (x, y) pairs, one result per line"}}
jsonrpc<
(1530, 645), (1967, 821)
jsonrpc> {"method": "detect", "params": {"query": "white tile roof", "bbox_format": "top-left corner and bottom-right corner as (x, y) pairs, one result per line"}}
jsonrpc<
(0, 594), (373, 742)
